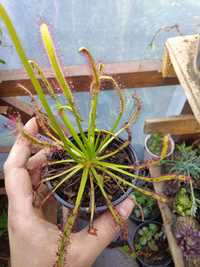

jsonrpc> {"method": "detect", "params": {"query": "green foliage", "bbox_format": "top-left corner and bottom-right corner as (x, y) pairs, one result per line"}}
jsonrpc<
(174, 187), (193, 216)
(162, 143), (200, 217)
(0, 210), (7, 237)
(132, 189), (157, 219)
(136, 223), (165, 253)
(0, 28), (6, 64)
(163, 143), (200, 181)
(120, 245), (136, 258)
(147, 133), (165, 156)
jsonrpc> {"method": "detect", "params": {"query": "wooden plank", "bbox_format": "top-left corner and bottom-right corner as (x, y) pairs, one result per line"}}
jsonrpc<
(0, 146), (11, 153)
(181, 100), (193, 115)
(162, 48), (176, 78)
(144, 114), (200, 135)
(149, 165), (185, 267)
(0, 60), (179, 97)
(165, 34), (200, 124)
(0, 97), (33, 123)
(0, 106), (9, 115)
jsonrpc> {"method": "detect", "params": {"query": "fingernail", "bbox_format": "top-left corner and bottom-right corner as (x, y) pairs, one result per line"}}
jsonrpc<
(117, 197), (135, 219)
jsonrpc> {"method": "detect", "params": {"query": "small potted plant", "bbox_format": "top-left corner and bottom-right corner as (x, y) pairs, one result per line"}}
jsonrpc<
(133, 221), (171, 267)
(145, 133), (175, 160)
(130, 188), (160, 224)
(0, 5), (188, 266)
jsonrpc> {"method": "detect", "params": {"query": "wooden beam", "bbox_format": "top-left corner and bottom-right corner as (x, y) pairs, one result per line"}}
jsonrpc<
(0, 106), (9, 115)
(149, 166), (185, 267)
(162, 48), (176, 78)
(0, 97), (33, 123)
(165, 34), (200, 124)
(0, 146), (11, 153)
(0, 60), (179, 97)
(144, 114), (200, 135)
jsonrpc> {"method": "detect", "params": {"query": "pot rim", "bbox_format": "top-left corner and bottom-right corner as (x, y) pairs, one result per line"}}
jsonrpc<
(46, 135), (139, 213)
(130, 207), (160, 224)
(144, 134), (175, 159)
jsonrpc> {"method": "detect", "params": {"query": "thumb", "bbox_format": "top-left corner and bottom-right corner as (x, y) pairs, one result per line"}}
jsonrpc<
(79, 197), (134, 264)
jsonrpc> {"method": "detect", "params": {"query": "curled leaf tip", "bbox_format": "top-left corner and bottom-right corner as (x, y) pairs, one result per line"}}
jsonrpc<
(78, 46), (88, 53)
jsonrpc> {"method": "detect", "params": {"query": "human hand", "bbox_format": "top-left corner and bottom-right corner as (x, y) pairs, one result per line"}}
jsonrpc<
(4, 118), (134, 267)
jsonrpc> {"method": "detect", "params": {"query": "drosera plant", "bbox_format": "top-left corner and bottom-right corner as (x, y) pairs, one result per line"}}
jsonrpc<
(0, 4), (189, 267)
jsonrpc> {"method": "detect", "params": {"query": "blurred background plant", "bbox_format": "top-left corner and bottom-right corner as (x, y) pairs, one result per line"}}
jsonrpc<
(0, 27), (8, 64)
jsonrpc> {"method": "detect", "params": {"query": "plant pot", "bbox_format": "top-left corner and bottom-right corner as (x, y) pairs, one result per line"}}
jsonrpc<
(130, 206), (161, 225)
(132, 221), (172, 267)
(144, 134), (175, 160)
(46, 133), (139, 216)
(108, 232), (128, 248)
(130, 170), (161, 224)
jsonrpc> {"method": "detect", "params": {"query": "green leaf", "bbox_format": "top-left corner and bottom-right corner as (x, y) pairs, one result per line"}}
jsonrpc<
(0, 58), (5, 64)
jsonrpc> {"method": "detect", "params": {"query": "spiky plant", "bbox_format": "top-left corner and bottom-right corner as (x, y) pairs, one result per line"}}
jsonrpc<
(0, 4), (189, 266)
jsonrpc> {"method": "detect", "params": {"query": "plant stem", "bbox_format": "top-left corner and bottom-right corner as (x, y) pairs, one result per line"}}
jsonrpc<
(91, 167), (122, 225)
(0, 5), (72, 151)
(40, 24), (87, 149)
(97, 166), (168, 203)
(96, 161), (187, 182)
(57, 167), (89, 266)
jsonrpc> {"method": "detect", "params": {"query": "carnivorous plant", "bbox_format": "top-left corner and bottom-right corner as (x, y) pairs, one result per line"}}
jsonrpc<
(0, 4), (189, 266)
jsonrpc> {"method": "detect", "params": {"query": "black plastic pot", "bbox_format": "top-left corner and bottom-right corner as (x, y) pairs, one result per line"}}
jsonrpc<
(130, 206), (161, 224)
(46, 134), (139, 215)
(132, 221), (172, 267)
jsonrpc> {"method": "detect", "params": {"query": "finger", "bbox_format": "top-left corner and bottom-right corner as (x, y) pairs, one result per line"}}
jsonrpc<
(5, 117), (38, 169)
(26, 148), (50, 171)
(33, 183), (59, 224)
(4, 118), (38, 213)
(26, 148), (50, 186)
(77, 197), (134, 265)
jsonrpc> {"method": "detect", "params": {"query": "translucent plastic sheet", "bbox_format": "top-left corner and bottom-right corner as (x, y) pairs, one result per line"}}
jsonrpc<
(0, 0), (199, 163)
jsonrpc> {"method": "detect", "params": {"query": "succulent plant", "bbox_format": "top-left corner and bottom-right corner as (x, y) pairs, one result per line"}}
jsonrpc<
(162, 143), (200, 183)
(136, 223), (165, 252)
(176, 225), (200, 258)
(147, 133), (165, 156)
(174, 187), (193, 216)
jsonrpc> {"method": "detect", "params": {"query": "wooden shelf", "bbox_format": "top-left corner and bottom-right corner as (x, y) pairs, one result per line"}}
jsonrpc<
(144, 114), (200, 135)
(163, 34), (200, 123)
